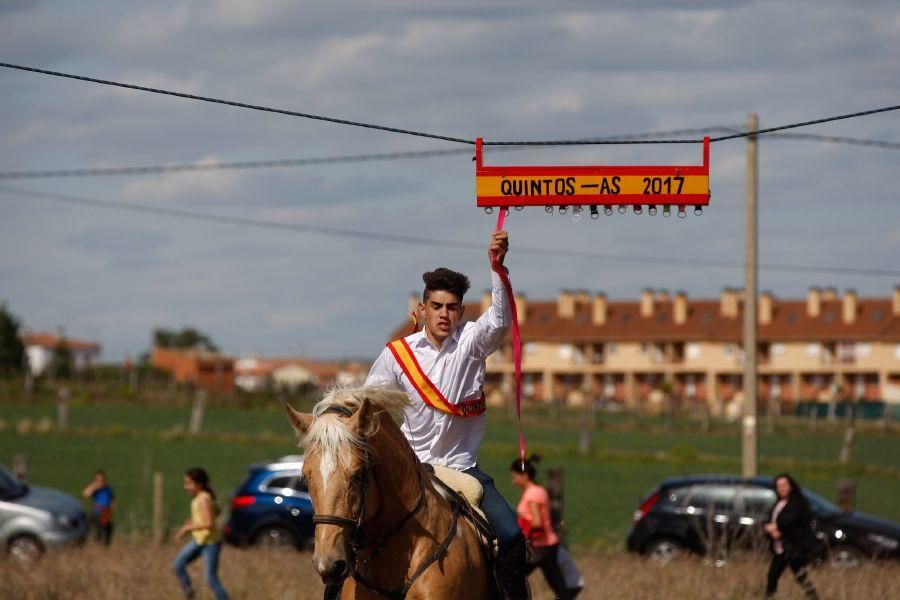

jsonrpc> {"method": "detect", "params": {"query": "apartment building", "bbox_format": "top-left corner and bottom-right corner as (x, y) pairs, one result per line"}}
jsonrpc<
(392, 287), (900, 415)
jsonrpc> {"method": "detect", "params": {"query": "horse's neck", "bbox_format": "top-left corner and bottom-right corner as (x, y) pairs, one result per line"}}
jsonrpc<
(370, 414), (423, 516)
(364, 414), (453, 555)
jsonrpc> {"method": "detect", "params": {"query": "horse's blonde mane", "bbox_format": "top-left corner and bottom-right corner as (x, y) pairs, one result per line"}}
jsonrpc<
(304, 385), (409, 478)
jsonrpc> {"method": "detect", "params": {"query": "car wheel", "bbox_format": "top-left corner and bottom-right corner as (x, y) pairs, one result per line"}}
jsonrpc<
(252, 526), (297, 550)
(829, 545), (863, 569)
(645, 539), (683, 565)
(8, 535), (44, 562)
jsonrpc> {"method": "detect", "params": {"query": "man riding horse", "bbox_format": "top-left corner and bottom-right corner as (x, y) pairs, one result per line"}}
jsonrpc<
(365, 230), (530, 599)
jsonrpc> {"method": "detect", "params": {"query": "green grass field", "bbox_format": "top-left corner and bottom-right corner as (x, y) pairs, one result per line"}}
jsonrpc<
(2, 399), (899, 549)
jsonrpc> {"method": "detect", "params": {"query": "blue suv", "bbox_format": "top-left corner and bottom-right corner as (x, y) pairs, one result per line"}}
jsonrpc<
(224, 456), (314, 550)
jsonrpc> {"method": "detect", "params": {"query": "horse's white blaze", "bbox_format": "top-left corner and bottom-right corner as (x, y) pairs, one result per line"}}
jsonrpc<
(319, 455), (332, 494)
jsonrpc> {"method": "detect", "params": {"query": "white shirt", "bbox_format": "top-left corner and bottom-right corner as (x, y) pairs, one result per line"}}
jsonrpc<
(771, 499), (787, 555)
(365, 269), (510, 470)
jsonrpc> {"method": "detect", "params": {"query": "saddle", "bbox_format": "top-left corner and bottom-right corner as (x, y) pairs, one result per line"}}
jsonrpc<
(425, 465), (497, 556)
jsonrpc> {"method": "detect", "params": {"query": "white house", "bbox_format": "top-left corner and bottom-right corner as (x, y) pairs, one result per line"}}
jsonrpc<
(23, 331), (101, 376)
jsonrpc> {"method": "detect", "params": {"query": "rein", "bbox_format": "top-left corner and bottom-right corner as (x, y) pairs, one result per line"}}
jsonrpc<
(311, 405), (451, 599)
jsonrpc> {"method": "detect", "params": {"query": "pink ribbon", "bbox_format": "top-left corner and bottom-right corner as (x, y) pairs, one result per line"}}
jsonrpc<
(491, 209), (526, 465)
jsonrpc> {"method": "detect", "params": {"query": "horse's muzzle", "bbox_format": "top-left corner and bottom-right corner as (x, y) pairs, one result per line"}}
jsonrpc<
(315, 557), (349, 585)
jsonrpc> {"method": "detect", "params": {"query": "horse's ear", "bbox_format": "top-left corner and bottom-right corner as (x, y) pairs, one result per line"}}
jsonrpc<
(350, 397), (377, 435)
(285, 403), (313, 435)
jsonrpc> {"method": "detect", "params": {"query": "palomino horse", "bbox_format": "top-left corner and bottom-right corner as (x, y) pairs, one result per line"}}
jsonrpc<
(285, 386), (493, 599)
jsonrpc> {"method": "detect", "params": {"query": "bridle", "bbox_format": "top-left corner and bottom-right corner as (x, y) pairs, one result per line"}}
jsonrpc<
(311, 405), (459, 600)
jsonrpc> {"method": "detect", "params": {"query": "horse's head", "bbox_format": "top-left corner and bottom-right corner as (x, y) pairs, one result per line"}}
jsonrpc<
(285, 386), (408, 585)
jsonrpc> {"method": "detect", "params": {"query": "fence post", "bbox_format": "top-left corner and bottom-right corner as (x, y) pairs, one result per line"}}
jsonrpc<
(153, 471), (164, 543)
(12, 453), (28, 482)
(577, 404), (591, 456)
(57, 387), (70, 430)
(546, 467), (565, 543)
(189, 391), (206, 434)
(837, 479), (856, 513)
(883, 403), (892, 432)
(838, 402), (856, 465)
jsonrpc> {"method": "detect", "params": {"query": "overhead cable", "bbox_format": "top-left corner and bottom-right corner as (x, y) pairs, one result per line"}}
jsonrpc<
(0, 127), (737, 181)
(5, 127), (900, 182)
(2, 61), (898, 146)
(0, 62), (472, 144)
(765, 132), (900, 150)
(1, 185), (897, 278)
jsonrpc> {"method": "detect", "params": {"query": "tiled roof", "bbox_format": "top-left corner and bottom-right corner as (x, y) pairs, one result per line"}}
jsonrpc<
(388, 294), (900, 344)
(22, 332), (101, 352)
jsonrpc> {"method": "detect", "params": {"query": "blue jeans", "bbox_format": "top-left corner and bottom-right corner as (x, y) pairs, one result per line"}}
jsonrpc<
(463, 466), (525, 551)
(172, 540), (228, 600)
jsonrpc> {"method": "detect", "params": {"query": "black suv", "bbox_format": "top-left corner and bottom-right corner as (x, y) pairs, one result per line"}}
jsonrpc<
(627, 475), (900, 567)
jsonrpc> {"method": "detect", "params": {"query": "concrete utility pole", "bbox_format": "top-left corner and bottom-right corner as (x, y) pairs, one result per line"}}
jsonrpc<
(742, 113), (759, 478)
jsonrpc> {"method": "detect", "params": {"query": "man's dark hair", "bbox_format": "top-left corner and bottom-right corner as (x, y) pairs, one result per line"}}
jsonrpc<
(422, 268), (470, 301)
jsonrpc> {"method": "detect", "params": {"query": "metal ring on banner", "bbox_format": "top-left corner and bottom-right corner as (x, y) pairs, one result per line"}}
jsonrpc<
(491, 209), (526, 466)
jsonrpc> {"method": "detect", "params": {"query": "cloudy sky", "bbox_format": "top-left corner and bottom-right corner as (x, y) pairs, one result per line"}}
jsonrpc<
(1, 0), (899, 361)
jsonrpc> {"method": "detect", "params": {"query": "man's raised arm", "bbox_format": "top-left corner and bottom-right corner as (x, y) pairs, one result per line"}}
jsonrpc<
(472, 230), (511, 357)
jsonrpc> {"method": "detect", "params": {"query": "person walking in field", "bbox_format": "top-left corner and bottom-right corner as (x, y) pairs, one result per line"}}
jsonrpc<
(365, 230), (531, 599)
(511, 454), (579, 600)
(81, 469), (115, 546)
(763, 473), (820, 599)
(172, 468), (229, 600)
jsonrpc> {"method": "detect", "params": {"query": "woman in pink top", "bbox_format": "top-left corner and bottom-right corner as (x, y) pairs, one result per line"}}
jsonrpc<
(511, 455), (577, 599)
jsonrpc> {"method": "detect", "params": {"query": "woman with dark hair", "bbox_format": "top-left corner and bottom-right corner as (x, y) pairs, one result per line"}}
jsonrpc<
(511, 455), (580, 600)
(172, 468), (228, 600)
(763, 473), (820, 599)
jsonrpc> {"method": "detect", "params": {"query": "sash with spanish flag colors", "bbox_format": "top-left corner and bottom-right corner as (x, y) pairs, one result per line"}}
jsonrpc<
(387, 338), (486, 418)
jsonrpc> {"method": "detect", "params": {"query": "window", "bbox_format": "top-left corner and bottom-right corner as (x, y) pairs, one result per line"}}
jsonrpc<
(659, 486), (691, 508)
(264, 475), (308, 494)
(0, 468), (26, 500)
(738, 487), (775, 519)
(684, 485), (737, 514)
(265, 476), (292, 490)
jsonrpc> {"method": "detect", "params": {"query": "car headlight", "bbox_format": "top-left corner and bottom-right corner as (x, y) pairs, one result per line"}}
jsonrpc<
(867, 533), (899, 550)
(55, 513), (78, 531)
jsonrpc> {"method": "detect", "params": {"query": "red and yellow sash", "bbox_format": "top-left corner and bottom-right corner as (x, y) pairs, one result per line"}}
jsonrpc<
(387, 338), (486, 418)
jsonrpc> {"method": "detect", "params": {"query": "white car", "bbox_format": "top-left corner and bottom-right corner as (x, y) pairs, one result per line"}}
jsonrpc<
(0, 465), (87, 560)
